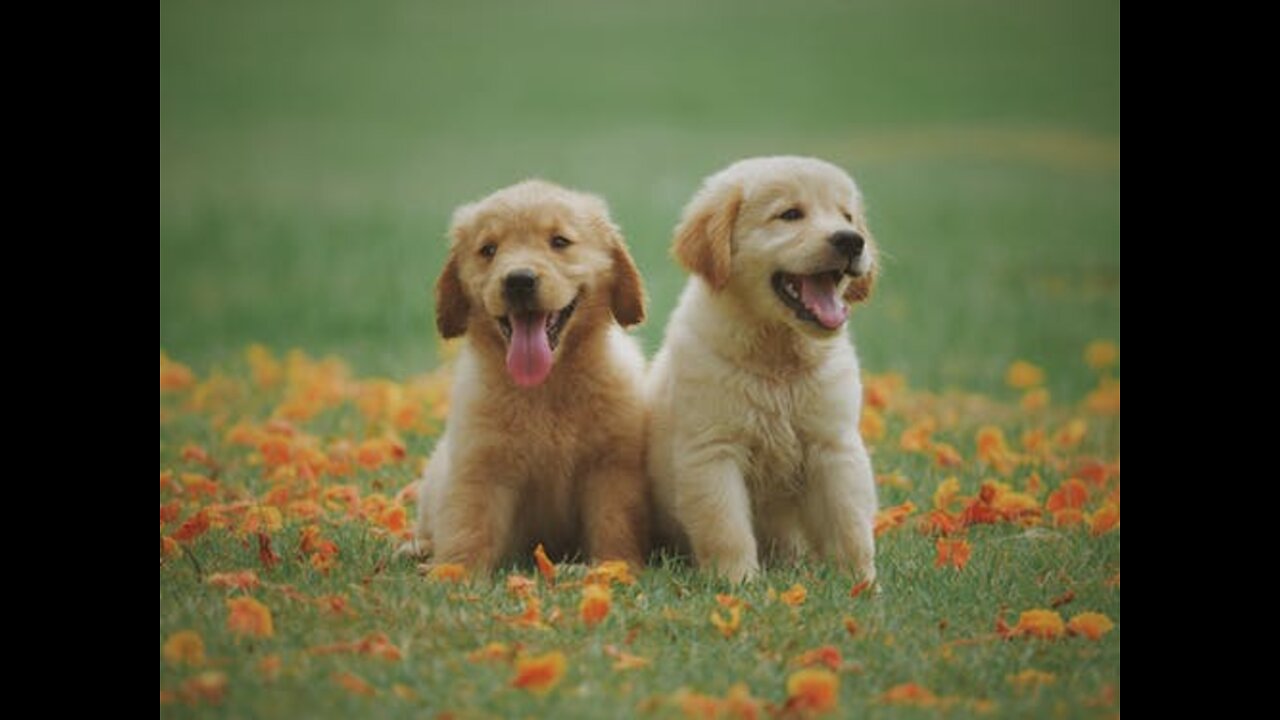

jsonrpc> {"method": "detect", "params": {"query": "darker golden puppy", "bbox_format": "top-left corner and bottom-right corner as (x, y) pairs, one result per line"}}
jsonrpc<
(405, 180), (650, 571)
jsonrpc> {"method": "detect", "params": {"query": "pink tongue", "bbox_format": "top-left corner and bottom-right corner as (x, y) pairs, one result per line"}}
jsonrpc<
(506, 313), (554, 387)
(800, 274), (849, 329)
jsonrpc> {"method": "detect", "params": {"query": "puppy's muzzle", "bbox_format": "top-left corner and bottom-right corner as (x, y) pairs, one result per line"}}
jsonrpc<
(503, 269), (539, 309)
(829, 231), (865, 261)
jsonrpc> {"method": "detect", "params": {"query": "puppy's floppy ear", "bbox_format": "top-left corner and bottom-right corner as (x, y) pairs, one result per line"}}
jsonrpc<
(579, 192), (647, 327)
(610, 243), (646, 326)
(843, 230), (877, 305)
(435, 202), (478, 339)
(672, 180), (740, 290)
(435, 251), (469, 338)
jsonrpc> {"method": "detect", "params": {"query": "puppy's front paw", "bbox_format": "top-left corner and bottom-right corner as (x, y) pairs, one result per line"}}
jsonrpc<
(707, 554), (759, 584)
(395, 537), (432, 560)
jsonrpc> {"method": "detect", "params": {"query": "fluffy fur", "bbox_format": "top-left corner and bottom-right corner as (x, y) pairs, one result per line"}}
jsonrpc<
(647, 156), (879, 583)
(407, 180), (650, 571)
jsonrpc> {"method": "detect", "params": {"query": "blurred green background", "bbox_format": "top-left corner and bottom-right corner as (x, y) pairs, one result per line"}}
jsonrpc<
(160, 0), (1119, 396)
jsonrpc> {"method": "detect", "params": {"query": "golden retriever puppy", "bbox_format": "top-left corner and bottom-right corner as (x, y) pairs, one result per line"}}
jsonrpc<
(406, 180), (650, 572)
(647, 156), (878, 583)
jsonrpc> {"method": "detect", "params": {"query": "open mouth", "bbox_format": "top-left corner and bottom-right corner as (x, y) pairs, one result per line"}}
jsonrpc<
(496, 294), (579, 387)
(772, 270), (850, 330)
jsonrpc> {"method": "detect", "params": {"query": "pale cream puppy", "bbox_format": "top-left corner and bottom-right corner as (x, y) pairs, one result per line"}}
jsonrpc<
(647, 156), (878, 583)
(405, 180), (651, 572)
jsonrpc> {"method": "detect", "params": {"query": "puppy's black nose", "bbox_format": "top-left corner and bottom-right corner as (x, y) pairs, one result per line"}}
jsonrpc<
(829, 231), (865, 259)
(503, 269), (538, 303)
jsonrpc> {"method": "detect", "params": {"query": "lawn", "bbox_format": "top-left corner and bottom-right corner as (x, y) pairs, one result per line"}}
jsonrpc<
(160, 0), (1120, 716)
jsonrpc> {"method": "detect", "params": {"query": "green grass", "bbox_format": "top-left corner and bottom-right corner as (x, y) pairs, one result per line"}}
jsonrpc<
(160, 1), (1119, 716)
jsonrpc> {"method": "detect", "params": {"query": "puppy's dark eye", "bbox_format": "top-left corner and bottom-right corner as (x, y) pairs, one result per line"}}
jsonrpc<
(479, 243), (498, 258)
(777, 207), (805, 222)
(550, 235), (572, 250)
(842, 211), (853, 223)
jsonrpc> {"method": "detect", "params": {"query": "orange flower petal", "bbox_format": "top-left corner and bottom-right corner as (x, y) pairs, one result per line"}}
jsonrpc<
(793, 645), (842, 670)
(580, 584), (612, 627)
(1010, 609), (1065, 640)
(511, 651), (567, 694)
(332, 671), (376, 697)
(779, 584), (807, 607)
(533, 543), (556, 585)
(162, 630), (205, 666)
(1066, 612), (1115, 640)
(226, 597), (274, 638)
(786, 668), (839, 713)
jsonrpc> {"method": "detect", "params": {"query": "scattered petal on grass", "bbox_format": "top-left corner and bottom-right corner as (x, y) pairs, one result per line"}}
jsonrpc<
(500, 597), (547, 629)
(843, 616), (859, 636)
(226, 597), (274, 638)
(585, 560), (635, 586)
(899, 416), (937, 452)
(793, 645), (842, 670)
(880, 682), (939, 706)
(160, 535), (180, 558)
(180, 671), (228, 705)
(1020, 388), (1050, 411)
(710, 605), (742, 638)
(160, 500), (182, 525)
(468, 642), (512, 663)
(309, 632), (403, 661)
(533, 543), (556, 585)
(1005, 360), (1044, 389)
(173, 509), (211, 544)
(933, 477), (961, 510)
(580, 584), (612, 627)
(162, 630), (206, 666)
(257, 654), (282, 681)
(933, 442), (963, 468)
(1050, 589), (1076, 608)
(786, 668), (839, 714)
(1010, 609), (1065, 640)
(1007, 669), (1056, 690)
(207, 570), (260, 592)
(725, 683), (763, 720)
(935, 538), (972, 570)
(332, 671), (376, 697)
(860, 406), (885, 442)
(1085, 340), (1118, 369)
(1089, 503), (1120, 535)
(511, 651), (567, 694)
(1085, 378), (1120, 415)
(507, 574), (537, 597)
(875, 501), (917, 536)
(849, 580), (871, 599)
(427, 563), (468, 583)
(876, 471), (912, 490)
(715, 593), (743, 609)
(257, 533), (280, 570)
(604, 644), (651, 671)
(182, 473), (220, 498)
(1046, 479), (1088, 511)
(1067, 612), (1115, 640)
(779, 584), (807, 607)
(160, 352), (195, 391)
(1055, 419), (1089, 448)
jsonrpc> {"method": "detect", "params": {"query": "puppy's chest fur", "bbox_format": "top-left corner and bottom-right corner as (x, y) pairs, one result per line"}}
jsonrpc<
(732, 372), (834, 499)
